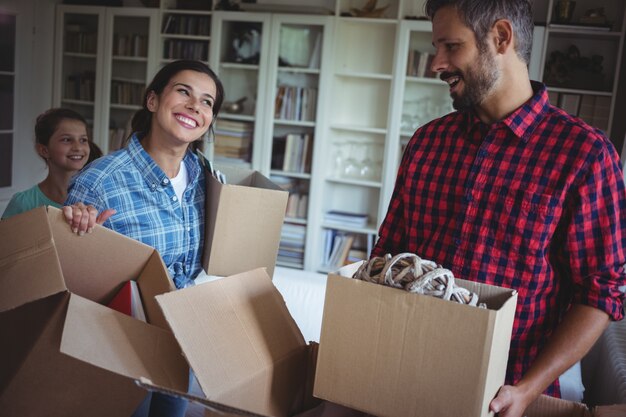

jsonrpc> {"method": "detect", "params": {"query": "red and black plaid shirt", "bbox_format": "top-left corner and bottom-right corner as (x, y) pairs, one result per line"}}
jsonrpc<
(372, 81), (626, 396)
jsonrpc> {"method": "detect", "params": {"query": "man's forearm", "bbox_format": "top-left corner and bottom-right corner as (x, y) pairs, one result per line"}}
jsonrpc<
(517, 304), (610, 399)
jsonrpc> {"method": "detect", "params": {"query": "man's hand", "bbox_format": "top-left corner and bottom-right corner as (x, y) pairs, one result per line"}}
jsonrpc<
(490, 385), (533, 417)
(62, 203), (116, 235)
(491, 305), (610, 417)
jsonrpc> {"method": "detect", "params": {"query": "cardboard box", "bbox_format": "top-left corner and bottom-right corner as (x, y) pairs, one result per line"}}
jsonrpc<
(203, 163), (288, 278)
(314, 263), (518, 417)
(526, 394), (626, 417)
(0, 206), (189, 416)
(153, 267), (317, 417)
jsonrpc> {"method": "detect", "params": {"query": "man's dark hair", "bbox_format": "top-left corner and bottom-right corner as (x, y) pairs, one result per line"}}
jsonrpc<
(425, 0), (534, 64)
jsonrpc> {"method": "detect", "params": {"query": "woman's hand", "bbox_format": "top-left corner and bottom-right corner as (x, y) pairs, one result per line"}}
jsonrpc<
(62, 203), (116, 235)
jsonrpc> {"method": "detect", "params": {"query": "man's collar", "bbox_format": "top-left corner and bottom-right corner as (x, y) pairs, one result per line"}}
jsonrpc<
(462, 81), (550, 143)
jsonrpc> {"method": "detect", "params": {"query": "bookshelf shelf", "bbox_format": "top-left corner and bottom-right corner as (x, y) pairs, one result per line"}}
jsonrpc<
(220, 62), (260, 71)
(326, 177), (382, 188)
(221, 113), (255, 122)
(546, 86), (613, 97)
(278, 67), (321, 75)
(330, 124), (387, 134)
(161, 33), (210, 41)
(270, 170), (312, 180)
(335, 71), (392, 80)
(112, 55), (148, 62)
(110, 103), (141, 110)
(274, 119), (316, 127)
(321, 222), (378, 235)
(161, 9), (212, 16)
(61, 98), (96, 106)
(64, 52), (97, 59)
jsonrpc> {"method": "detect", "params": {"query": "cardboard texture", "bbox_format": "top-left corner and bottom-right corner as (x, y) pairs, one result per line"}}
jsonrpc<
(525, 394), (626, 417)
(155, 268), (313, 417)
(314, 263), (518, 417)
(203, 164), (288, 278)
(0, 206), (189, 416)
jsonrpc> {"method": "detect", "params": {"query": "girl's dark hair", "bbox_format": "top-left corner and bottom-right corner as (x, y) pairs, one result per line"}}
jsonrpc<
(87, 140), (103, 164)
(425, 0), (534, 64)
(34, 108), (90, 163)
(35, 107), (88, 147)
(130, 60), (225, 145)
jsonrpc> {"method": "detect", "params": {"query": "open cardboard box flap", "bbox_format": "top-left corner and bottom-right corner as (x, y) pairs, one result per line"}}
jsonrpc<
(155, 267), (313, 417)
(0, 206), (188, 416)
(60, 293), (188, 387)
(526, 394), (626, 417)
(0, 206), (67, 312)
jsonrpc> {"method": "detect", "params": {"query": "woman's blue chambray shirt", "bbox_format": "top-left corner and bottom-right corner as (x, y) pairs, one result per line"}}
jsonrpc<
(66, 134), (206, 289)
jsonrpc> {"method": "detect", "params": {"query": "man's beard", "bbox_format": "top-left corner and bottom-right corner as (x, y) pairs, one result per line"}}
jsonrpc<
(449, 48), (500, 111)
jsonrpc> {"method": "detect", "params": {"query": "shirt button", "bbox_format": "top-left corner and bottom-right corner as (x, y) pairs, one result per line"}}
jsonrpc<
(465, 193), (473, 203)
(478, 149), (487, 158)
(172, 196), (178, 202)
(150, 183), (156, 190)
(454, 239), (461, 247)
(162, 178), (170, 185)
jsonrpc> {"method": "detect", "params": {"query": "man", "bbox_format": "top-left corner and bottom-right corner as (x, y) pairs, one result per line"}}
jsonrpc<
(372, 1), (626, 416)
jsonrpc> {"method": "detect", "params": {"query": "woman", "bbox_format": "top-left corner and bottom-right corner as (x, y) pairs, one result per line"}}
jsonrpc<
(2, 108), (91, 219)
(63, 59), (224, 417)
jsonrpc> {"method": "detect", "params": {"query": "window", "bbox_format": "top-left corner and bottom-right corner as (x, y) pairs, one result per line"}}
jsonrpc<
(0, 12), (16, 188)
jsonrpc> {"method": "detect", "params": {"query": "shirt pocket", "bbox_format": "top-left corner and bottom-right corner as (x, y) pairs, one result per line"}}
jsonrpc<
(491, 187), (563, 253)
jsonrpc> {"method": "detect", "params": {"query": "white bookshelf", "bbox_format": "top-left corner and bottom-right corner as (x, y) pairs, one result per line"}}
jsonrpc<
(53, 5), (158, 153)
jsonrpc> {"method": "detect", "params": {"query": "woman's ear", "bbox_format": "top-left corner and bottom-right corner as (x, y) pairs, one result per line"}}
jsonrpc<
(146, 91), (158, 112)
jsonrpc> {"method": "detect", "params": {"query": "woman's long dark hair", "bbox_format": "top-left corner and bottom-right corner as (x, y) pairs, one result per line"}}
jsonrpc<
(128, 60), (225, 148)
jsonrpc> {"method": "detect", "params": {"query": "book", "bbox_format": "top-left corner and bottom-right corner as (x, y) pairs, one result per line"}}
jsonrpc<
(325, 210), (369, 227)
(107, 280), (146, 322)
(416, 51), (430, 77)
(286, 193), (299, 218)
(549, 23), (611, 32)
(296, 194), (308, 218)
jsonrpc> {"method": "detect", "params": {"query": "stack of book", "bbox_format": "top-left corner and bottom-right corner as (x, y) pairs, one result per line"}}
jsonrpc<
(286, 192), (308, 219)
(406, 50), (436, 78)
(65, 71), (96, 101)
(110, 79), (144, 106)
(271, 133), (312, 173)
(277, 223), (306, 266)
(271, 175), (309, 219)
(322, 229), (354, 269)
(324, 210), (369, 228)
(214, 120), (253, 161)
(113, 33), (148, 57)
(274, 85), (318, 121)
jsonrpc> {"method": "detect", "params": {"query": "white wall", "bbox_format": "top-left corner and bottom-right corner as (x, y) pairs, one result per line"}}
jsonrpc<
(0, 0), (58, 215)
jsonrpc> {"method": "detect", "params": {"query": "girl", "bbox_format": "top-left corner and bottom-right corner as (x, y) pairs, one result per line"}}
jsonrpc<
(2, 108), (91, 219)
(63, 59), (224, 417)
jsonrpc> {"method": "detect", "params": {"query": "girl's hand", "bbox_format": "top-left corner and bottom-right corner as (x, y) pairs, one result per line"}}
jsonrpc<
(62, 203), (116, 235)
